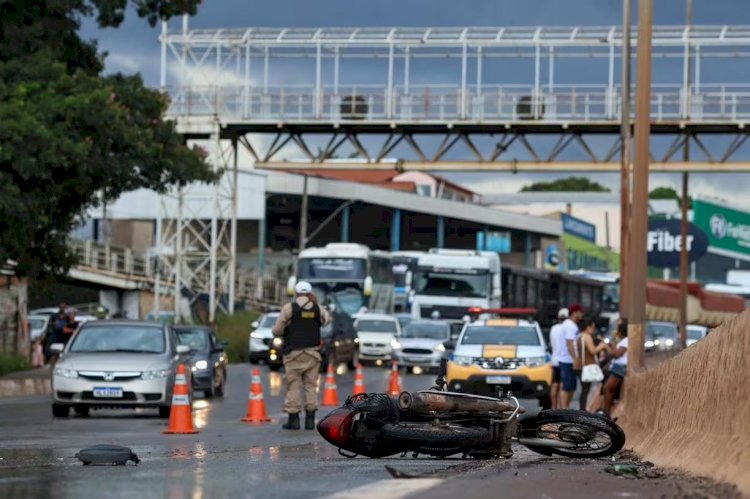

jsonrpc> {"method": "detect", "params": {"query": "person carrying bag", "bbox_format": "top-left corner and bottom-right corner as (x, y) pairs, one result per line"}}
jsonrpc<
(577, 318), (610, 410)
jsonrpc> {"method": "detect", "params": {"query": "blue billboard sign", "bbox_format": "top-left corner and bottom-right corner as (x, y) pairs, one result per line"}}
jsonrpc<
(561, 214), (597, 243)
(647, 218), (709, 268)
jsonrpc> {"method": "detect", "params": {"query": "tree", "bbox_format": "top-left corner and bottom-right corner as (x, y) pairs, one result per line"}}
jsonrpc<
(0, 0), (213, 278)
(520, 177), (610, 192)
(649, 186), (692, 207)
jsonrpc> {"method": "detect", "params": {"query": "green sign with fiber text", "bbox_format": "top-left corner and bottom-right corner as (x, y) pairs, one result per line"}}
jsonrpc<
(693, 199), (750, 259)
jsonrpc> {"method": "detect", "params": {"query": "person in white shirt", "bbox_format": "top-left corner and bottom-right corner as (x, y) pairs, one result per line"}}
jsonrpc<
(559, 303), (585, 409)
(602, 318), (629, 416)
(548, 308), (569, 410)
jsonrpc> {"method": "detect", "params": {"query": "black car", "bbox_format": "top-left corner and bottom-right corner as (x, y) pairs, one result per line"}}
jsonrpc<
(269, 311), (360, 372)
(175, 326), (228, 398)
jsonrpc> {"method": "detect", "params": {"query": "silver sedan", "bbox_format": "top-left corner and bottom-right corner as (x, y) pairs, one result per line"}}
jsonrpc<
(51, 320), (191, 418)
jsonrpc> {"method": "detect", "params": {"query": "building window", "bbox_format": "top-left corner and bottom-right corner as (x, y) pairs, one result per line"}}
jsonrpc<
(417, 185), (432, 197)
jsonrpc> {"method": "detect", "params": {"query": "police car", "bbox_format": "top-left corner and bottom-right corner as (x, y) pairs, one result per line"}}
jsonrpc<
(446, 309), (552, 409)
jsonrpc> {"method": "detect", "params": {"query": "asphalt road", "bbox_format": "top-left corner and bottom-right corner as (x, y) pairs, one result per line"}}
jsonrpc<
(0, 365), (734, 499)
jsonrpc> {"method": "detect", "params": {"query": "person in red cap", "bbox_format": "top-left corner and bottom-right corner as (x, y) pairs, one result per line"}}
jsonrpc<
(558, 303), (585, 408)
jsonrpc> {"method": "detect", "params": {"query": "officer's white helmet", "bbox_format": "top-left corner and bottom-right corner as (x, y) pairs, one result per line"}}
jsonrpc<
(295, 281), (313, 294)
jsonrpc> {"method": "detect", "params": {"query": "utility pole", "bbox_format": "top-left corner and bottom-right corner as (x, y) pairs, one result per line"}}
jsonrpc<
(619, 0), (632, 318)
(678, 0), (693, 349)
(299, 175), (309, 252)
(627, 0), (653, 372)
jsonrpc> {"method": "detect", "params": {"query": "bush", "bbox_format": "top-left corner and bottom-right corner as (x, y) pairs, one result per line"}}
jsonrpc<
(215, 310), (260, 364)
(0, 352), (29, 376)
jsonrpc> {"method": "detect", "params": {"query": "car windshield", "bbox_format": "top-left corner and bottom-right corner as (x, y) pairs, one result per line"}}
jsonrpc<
(460, 326), (540, 346)
(259, 315), (278, 328)
(396, 316), (412, 331)
(29, 318), (46, 330)
(687, 327), (705, 340)
(356, 319), (398, 334)
(646, 323), (677, 339)
(69, 325), (166, 354)
(415, 271), (489, 298)
(176, 329), (210, 351)
(403, 322), (449, 340)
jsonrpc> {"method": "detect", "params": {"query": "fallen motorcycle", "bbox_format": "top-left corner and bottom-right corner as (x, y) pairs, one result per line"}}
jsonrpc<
(317, 360), (625, 460)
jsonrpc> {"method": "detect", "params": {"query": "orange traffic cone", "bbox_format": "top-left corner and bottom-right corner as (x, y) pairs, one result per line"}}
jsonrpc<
(352, 363), (366, 395)
(388, 360), (402, 395)
(163, 364), (199, 434)
(321, 363), (340, 406)
(241, 367), (271, 423)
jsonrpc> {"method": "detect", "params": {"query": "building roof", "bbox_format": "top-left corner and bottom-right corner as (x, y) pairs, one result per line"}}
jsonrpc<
(291, 169), (474, 196)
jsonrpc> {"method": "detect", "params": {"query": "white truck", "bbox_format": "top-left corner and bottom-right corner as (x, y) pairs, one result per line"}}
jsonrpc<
(410, 249), (501, 325)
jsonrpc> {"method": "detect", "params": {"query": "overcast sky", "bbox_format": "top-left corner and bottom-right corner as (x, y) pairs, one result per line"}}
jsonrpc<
(81, 0), (750, 208)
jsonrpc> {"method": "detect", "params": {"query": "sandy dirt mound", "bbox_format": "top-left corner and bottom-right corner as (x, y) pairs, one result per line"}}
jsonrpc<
(619, 310), (750, 496)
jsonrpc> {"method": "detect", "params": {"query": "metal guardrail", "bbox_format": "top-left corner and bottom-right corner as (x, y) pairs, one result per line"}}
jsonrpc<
(69, 239), (153, 280)
(167, 84), (750, 123)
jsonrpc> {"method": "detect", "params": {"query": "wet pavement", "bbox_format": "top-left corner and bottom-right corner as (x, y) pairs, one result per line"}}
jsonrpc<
(0, 365), (737, 498)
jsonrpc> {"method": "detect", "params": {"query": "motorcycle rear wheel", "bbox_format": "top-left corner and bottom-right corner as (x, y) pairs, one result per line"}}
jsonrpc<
(520, 409), (625, 459)
(381, 422), (491, 451)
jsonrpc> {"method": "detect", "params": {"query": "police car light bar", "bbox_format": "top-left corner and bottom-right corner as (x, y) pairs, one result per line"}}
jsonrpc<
(467, 307), (537, 316)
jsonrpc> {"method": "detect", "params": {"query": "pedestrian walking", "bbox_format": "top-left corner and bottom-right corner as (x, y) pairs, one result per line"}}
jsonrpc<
(548, 308), (569, 409)
(559, 304), (585, 409)
(577, 317), (610, 411)
(272, 281), (331, 430)
(602, 319), (629, 416)
(48, 302), (69, 366)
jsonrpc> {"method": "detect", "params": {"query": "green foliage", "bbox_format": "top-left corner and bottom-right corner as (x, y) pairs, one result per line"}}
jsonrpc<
(215, 310), (260, 364)
(649, 186), (692, 207)
(0, 352), (29, 376)
(0, 0), (211, 278)
(520, 177), (610, 192)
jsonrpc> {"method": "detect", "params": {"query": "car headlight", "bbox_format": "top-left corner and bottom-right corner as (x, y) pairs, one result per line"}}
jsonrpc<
(192, 360), (209, 371)
(524, 356), (547, 367)
(451, 355), (475, 366)
(390, 339), (402, 350)
(272, 337), (283, 347)
(142, 368), (171, 380)
(434, 343), (446, 353)
(665, 339), (674, 347)
(645, 340), (654, 348)
(54, 367), (78, 378)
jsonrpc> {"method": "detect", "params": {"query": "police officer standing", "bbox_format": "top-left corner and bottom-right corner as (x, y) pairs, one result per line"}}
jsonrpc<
(272, 281), (331, 430)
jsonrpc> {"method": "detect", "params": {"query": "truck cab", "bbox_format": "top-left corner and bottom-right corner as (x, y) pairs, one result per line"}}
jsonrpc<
(410, 249), (501, 324)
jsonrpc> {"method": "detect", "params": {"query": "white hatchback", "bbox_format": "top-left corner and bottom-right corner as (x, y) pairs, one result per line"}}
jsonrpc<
(354, 314), (402, 364)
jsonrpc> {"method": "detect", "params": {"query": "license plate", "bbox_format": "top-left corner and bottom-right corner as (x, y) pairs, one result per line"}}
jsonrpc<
(93, 387), (123, 398)
(486, 376), (512, 385)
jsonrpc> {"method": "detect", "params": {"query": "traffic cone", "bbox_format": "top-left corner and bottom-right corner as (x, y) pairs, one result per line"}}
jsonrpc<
(321, 363), (340, 406)
(241, 367), (271, 423)
(352, 363), (366, 395)
(388, 360), (402, 395)
(163, 364), (199, 434)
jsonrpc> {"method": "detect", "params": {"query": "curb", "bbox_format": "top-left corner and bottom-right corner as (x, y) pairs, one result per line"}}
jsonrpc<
(0, 378), (51, 399)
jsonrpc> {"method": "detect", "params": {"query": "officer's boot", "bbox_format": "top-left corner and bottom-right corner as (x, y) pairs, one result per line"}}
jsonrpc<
(305, 410), (316, 430)
(282, 413), (300, 430)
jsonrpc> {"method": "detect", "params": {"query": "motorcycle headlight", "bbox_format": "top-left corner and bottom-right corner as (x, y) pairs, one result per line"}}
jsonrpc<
(434, 343), (446, 353)
(54, 367), (78, 378)
(524, 356), (547, 367)
(272, 337), (283, 347)
(452, 355), (475, 366)
(390, 339), (402, 350)
(142, 368), (171, 380)
(192, 360), (209, 371)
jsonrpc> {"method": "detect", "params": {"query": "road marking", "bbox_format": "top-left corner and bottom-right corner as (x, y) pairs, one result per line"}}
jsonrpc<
(327, 478), (443, 499)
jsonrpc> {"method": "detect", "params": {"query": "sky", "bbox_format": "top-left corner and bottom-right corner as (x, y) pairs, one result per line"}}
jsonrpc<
(80, 0), (750, 208)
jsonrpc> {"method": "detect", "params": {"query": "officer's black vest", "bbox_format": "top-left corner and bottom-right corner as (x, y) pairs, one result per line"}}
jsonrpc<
(285, 301), (322, 350)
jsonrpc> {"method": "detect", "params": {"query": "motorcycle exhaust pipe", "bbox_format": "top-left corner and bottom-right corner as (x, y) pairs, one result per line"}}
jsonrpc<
(398, 391), (523, 415)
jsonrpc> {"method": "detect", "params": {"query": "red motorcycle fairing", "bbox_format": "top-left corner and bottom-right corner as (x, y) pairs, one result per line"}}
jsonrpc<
(317, 405), (404, 458)
(317, 407), (355, 449)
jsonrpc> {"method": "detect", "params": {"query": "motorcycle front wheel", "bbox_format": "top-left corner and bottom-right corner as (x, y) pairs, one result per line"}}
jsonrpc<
(519, 409), (625, 459)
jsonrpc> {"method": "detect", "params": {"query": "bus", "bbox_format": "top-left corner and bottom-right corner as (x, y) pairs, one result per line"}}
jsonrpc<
(287, 243), (394, 316)
(390, 251), (424, 313)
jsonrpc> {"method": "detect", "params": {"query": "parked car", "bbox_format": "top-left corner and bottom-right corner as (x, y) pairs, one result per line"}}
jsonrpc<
(687, 324), (709, 346)
(353, 314), (401, 365)
(50, 320), (191, 418)
(175, 325), (228, 398)
(645, 321), (678, 351)
(249, 312), (282, 366)
(392, 320), (451, 372)
(320, 311), (359, 371)
(28, 314), (51, 342)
